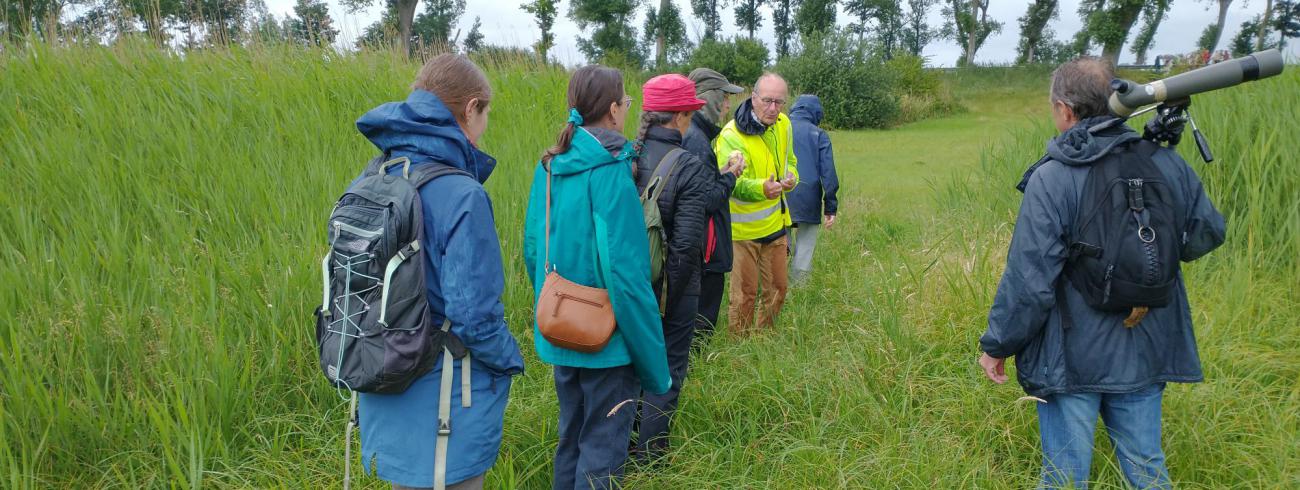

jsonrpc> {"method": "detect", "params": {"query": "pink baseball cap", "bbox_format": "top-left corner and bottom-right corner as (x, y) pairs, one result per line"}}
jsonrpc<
(641, 74), (708, 112)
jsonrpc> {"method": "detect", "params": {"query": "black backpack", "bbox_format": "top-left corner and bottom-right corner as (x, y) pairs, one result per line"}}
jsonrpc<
(314, 155), (469, 394)
(1064, 139), (1184, 319)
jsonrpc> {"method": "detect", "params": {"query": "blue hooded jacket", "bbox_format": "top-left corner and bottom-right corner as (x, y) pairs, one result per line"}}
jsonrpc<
(786, 95), (839, 224)
(980, 117), (1226, 397)
(352, 90), (524, 487)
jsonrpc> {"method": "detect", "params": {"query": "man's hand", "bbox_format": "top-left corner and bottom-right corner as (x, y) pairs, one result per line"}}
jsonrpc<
(724, 152), (746, 176)
(780, 171), (796, 191)
(979, 352), (1008, 384)
(762, 177), (783, 199)
(823, 214), (836, 229)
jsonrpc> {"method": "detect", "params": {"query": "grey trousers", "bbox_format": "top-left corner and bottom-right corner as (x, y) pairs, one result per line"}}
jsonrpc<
(393, 474), (484, 490)
(790, 223), (820, 283)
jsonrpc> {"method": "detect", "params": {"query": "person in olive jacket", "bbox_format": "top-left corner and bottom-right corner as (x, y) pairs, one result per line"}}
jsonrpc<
(682, 68), (746, 341)
(630, 74), (744, 460)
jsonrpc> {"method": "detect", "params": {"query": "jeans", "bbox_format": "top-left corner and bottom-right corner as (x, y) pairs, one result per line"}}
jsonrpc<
(790, 223), (820, 284)
(553, 364), (641, 490)
(728, 238), (789, 335)
(633, 294), (698, 460)
(1037, 383), (1171, 489)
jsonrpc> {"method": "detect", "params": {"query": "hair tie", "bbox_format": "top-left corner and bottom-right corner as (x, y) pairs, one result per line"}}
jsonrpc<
(567, 108), (584, 126)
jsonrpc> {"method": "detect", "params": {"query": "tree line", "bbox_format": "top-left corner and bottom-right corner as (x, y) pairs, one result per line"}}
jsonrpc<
(4, 0), (1297, 65)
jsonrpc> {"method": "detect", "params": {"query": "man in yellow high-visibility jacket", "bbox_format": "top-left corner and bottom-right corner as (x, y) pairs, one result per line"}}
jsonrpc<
(714, 73), (799, 335)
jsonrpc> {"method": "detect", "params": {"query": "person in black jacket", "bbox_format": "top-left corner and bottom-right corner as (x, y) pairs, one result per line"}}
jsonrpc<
(630, 74), (743, 461)
(683, 68), (746, 342)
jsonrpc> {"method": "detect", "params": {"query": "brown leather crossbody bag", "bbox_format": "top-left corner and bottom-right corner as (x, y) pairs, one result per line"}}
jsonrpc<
(535, 163), (616, 353)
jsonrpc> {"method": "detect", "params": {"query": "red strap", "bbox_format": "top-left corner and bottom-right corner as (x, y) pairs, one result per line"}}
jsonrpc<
(704, 218), (716, 262)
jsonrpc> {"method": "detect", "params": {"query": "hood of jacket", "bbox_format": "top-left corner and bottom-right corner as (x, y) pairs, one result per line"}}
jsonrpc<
(1046, 116), (1141, 166)
(356, 89), (498, 183)
(788, 94), (823, 125)
(733, 98), (769, 136)
(547, 125), (635, 177)
(690, 112), (721, 142)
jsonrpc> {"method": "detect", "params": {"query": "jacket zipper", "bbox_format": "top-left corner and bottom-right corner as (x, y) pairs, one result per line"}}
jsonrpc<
(553, 292), (602, 316)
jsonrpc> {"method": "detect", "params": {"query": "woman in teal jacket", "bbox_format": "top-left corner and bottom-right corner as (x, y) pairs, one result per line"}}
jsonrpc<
(523, 65), (671, 490)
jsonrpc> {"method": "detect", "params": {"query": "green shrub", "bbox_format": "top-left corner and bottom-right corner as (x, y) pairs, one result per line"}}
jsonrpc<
(776, 33), (899, 129)
(688, 37), (769, 89)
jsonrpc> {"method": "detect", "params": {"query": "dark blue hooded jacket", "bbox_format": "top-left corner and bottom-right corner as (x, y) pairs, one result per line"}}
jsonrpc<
(352, 89), (524, 487)
(980, 117), (1226, 397)
(786, 95), (839, 224)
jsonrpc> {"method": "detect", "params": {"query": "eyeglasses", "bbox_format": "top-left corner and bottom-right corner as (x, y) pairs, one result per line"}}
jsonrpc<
(757, 96), (786, 108)
(622, 96), (634, 107)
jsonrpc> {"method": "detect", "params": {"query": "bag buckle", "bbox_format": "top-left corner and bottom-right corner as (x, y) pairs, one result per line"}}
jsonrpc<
(437, 420), (451, 436)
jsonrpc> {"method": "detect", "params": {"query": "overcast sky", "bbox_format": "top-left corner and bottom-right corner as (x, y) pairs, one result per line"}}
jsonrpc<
(265, 0), (1300, 68)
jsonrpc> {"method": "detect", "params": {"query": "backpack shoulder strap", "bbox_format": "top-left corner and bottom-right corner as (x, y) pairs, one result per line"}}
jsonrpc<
(408, 161), (473, 189)
(644, 148), (688, 200)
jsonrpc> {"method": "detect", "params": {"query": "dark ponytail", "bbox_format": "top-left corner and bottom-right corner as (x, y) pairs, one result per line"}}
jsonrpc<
(542, 65), (625, 165)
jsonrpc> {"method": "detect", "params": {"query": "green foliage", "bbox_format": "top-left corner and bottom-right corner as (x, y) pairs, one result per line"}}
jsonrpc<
(1016, 0), (1058, 64)
(1198, 23), (1223, 52)
(941, 0), (1002, 65)
(463, 16), (483, 52)
(900, 0), (936, 56)
(570, 0), (644, 66)
(689, 36), (769, 88)
(770, 0), (796, 58)
(1076, 0), (1147, 63)
(734, 0), (767, 38)
(285, 0), (338, 47)
(411, 0), (465, 47)
(1128, 0), (1169, 64)
(2, 40), (1297, 489)
(844, 0), (904, 58)
(644, 0), (691, 68)
(794, 0), (838, 40)
(691, 0), (729, 40)
(520, 0), (559, 60)
(776, 32), (899, 129)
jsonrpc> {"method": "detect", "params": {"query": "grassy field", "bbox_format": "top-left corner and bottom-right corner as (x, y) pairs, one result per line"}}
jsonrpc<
(1, 42), (1297, 488)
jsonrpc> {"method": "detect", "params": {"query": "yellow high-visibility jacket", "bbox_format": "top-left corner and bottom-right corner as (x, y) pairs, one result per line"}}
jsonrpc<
(714, 113), (799, 241)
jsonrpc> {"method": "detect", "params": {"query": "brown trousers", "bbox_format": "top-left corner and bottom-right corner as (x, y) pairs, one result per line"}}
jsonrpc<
(727, 237), (790, 335)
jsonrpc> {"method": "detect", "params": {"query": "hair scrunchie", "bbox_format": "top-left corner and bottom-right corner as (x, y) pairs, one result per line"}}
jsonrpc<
(567, 108), (584, 126)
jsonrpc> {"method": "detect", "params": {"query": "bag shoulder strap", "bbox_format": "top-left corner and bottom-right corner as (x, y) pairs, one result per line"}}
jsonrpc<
(408, 161), (472, 189)
(643, 148), (688, 201)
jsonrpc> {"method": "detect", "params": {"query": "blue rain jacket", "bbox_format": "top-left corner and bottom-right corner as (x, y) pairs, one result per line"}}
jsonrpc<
(352, 90), (524, 487)
(786, 95), (839, 224)
(980, 117), (1226, 397)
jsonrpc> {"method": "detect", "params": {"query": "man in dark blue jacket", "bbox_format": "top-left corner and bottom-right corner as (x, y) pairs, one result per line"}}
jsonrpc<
(978, 57), (1225, 489)
(785, 95), (839, 285)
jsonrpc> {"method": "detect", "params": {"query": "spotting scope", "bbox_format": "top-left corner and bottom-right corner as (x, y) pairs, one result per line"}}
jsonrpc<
(1109, 49), (1285, 117)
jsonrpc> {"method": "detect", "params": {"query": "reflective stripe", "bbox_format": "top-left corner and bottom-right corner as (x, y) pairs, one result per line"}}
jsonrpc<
(731, 202), (780, 223)
(320, 252), (332, 313)
(377, 240), (420, 326)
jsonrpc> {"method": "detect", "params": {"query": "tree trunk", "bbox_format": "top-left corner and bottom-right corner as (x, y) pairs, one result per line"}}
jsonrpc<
(964, 0), (979, 65)
(1209, 0), (1232, 52)
(397, 0), (418, 55)
(655, 0), (665, 68)
(1257, 0), (1273, 51)
(1100, 2), (1143, 65)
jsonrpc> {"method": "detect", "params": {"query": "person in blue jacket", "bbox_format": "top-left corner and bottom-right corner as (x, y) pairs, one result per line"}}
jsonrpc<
(353, 54), (524, 490)
(785, 94), (839, 285)
(523, 65), (672, 490)
(978, 57), (1225, 489)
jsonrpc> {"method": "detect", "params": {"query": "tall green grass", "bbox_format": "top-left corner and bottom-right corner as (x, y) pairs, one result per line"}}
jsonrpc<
(1, 41), (1296, 488)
